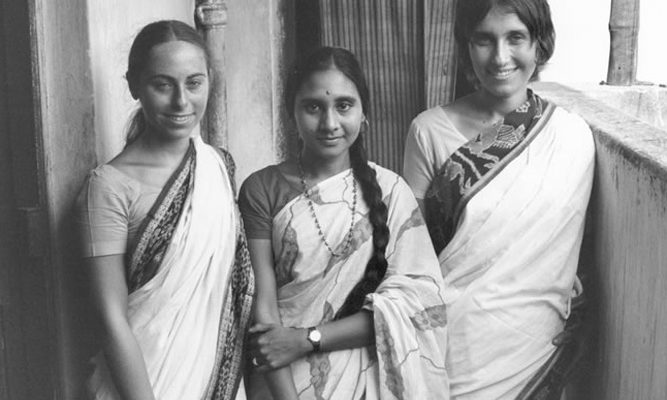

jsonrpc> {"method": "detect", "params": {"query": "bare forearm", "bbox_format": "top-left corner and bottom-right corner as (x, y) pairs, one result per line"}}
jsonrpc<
(103, 325), (156, 400)
(265, 367), (299, 400)
(317, 310), (375, 353)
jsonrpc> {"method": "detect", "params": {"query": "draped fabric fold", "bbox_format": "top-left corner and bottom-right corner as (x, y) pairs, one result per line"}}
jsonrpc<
(246, 165), (449, 400)
(421, 95), (595, 399)
(87, 137), (254, 400)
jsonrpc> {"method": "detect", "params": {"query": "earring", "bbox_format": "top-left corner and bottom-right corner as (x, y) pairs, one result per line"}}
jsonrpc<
(360, 118), (370, 134)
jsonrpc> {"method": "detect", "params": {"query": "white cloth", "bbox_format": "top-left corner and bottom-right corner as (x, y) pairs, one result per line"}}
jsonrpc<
(404, 105), (595, 399)
(86, 137), (243, 399)
(245, 164), (450, 400)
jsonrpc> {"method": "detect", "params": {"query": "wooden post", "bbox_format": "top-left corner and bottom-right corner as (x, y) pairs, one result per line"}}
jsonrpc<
(607, 0), (640, 85)
(424, 0), (458, 107)
(195, 0), (228, 147)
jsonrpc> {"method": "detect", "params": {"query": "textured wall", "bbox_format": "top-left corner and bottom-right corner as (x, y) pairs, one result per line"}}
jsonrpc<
(535, 82), (667, 400)
(34, 0), (97, 397)
(226, 0), (293, 184)
(87, 0), (195, 163)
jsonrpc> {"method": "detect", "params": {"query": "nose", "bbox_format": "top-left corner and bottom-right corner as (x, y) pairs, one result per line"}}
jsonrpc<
(172, 85), (188, 109)
(492, 40), (511, 66)
(319, 108), (340, 132)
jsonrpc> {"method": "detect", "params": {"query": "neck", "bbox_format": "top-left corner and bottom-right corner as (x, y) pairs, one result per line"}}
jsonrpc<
(137, 130), (192, 161)
(299, 151), (351, 183)
(472, 88), (529, 121)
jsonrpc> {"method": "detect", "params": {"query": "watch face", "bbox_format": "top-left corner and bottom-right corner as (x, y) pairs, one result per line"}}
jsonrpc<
(309, 329), (321, 342)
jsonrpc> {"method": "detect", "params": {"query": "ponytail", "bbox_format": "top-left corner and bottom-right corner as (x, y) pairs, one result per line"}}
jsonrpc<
(334, 133), (390, 319)
(125, 108), (145, 146)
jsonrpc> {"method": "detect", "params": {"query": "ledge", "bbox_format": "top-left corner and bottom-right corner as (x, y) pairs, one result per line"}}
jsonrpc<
(532, 81), (667, 181)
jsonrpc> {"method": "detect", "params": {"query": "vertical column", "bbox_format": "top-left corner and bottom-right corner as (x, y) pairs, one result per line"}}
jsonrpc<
(424, 0), (458, 107)
(607, 0), (640, 85)
(196, 0), (229, 147)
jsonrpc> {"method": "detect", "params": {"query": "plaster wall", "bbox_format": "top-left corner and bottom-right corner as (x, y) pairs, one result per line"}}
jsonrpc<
(535, 82), (667, 399)
(35, 0), (97, 397)
(225, 0), (293, 183)
(87, 0), (195, 163)
(87, 0), (289, 184)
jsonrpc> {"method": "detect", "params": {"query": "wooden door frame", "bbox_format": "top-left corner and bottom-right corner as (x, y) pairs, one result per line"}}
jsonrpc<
(0, 0), (62, 398)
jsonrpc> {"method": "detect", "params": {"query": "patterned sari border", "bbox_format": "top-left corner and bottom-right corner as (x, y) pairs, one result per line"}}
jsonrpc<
(203, 148), (256, 400)
(453, 101), (556, 226)
(126, 140), (196, 293)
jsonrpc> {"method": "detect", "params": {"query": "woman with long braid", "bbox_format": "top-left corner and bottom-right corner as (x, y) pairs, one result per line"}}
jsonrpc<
(239, 46), (449, 399)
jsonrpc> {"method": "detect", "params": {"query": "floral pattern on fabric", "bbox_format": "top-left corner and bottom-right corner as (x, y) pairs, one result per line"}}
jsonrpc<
(411, 305), (448, 330)
(245, 164), (449, 400)
(375, 311), (406, 399)
(423, 90), (546, 253)
(275, 208), (299, 287)
(307, 352), (332, 400)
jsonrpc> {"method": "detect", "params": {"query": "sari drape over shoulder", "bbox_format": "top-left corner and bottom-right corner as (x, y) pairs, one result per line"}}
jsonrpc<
(246, 165), (449, 400)
(87, 137), (254, 400)
(419, 93), (595, 399)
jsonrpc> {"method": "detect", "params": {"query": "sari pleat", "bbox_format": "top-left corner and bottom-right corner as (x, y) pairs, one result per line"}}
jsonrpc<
(422, 94), (595, 399)
(87, 137), (253, 400)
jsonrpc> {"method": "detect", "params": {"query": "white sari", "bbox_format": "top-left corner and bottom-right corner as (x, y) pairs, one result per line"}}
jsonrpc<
(87, 137), (253, 400)
(246, 164), (449, 400)
(412, 97), (595, 399)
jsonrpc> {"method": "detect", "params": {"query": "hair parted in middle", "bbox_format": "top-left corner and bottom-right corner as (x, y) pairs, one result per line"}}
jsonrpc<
(124, 20), (210, 145)
(454, 0), (555, 85)
(284, 46), (389, 319)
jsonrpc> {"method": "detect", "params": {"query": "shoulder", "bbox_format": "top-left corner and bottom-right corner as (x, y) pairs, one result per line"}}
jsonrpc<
(550, 105), (595, 148)
(240, 165), (282, 192)
(239, 164), (286, 206)
(408, 105), (465, 150)
(82, 164), (139, 197)
(411, 105), (449, 127)
(75, 164), (140, 219)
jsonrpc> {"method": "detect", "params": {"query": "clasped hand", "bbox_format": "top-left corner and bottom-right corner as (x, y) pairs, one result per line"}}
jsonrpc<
(247, 323), (311, 372)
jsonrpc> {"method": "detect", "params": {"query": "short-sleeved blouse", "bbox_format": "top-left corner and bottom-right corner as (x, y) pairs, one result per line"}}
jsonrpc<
(238, 164), (302, 240)
(75, 164), (161, 258)
(402, 106), (467, 199)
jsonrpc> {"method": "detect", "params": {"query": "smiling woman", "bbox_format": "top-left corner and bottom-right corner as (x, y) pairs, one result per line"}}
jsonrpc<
(75, 20), (253, 400)
(133, 40), (210, 143)
(239, 46), (449, 400)
(403, 0), (594, 399)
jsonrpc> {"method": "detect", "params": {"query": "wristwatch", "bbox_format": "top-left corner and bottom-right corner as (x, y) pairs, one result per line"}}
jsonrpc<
(306, 326), (322, 352)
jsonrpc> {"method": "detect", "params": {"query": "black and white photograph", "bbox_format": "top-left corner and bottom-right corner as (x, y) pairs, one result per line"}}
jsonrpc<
(1, 0), (665, 399)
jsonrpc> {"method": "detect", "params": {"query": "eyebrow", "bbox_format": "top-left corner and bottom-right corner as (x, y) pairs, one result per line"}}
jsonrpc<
(298, 95), (358, 103)
(471, 28), (530, 38)
(148, 72), (208, 80)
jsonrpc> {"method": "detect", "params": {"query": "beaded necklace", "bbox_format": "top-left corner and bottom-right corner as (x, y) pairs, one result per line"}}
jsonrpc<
(297, 157), (357, 257)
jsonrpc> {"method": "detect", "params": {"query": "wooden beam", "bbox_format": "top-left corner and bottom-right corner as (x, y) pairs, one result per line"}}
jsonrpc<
(195, 0), (228, 147)
(424, 0), (457, 107)
(607, 0), (640, 85)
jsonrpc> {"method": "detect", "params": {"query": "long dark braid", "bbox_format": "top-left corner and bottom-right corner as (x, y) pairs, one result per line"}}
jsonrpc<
(334, 133), (390, 319)
(285, 46), (391, 319)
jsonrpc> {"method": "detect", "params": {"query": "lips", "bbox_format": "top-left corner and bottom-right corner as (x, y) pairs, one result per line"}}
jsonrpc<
(165, 114), (195, 124)
(488, 67), (518, 79)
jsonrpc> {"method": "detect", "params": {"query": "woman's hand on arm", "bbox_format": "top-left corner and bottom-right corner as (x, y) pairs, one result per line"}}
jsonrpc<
(247, 238), (299, 400)
(250, 308), (375, 371)
(86, 254), (156, 400)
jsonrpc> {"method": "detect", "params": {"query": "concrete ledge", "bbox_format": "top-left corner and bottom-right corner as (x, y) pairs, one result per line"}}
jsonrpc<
(533, 82), (667, 182)
(533, 81), (667, 400)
